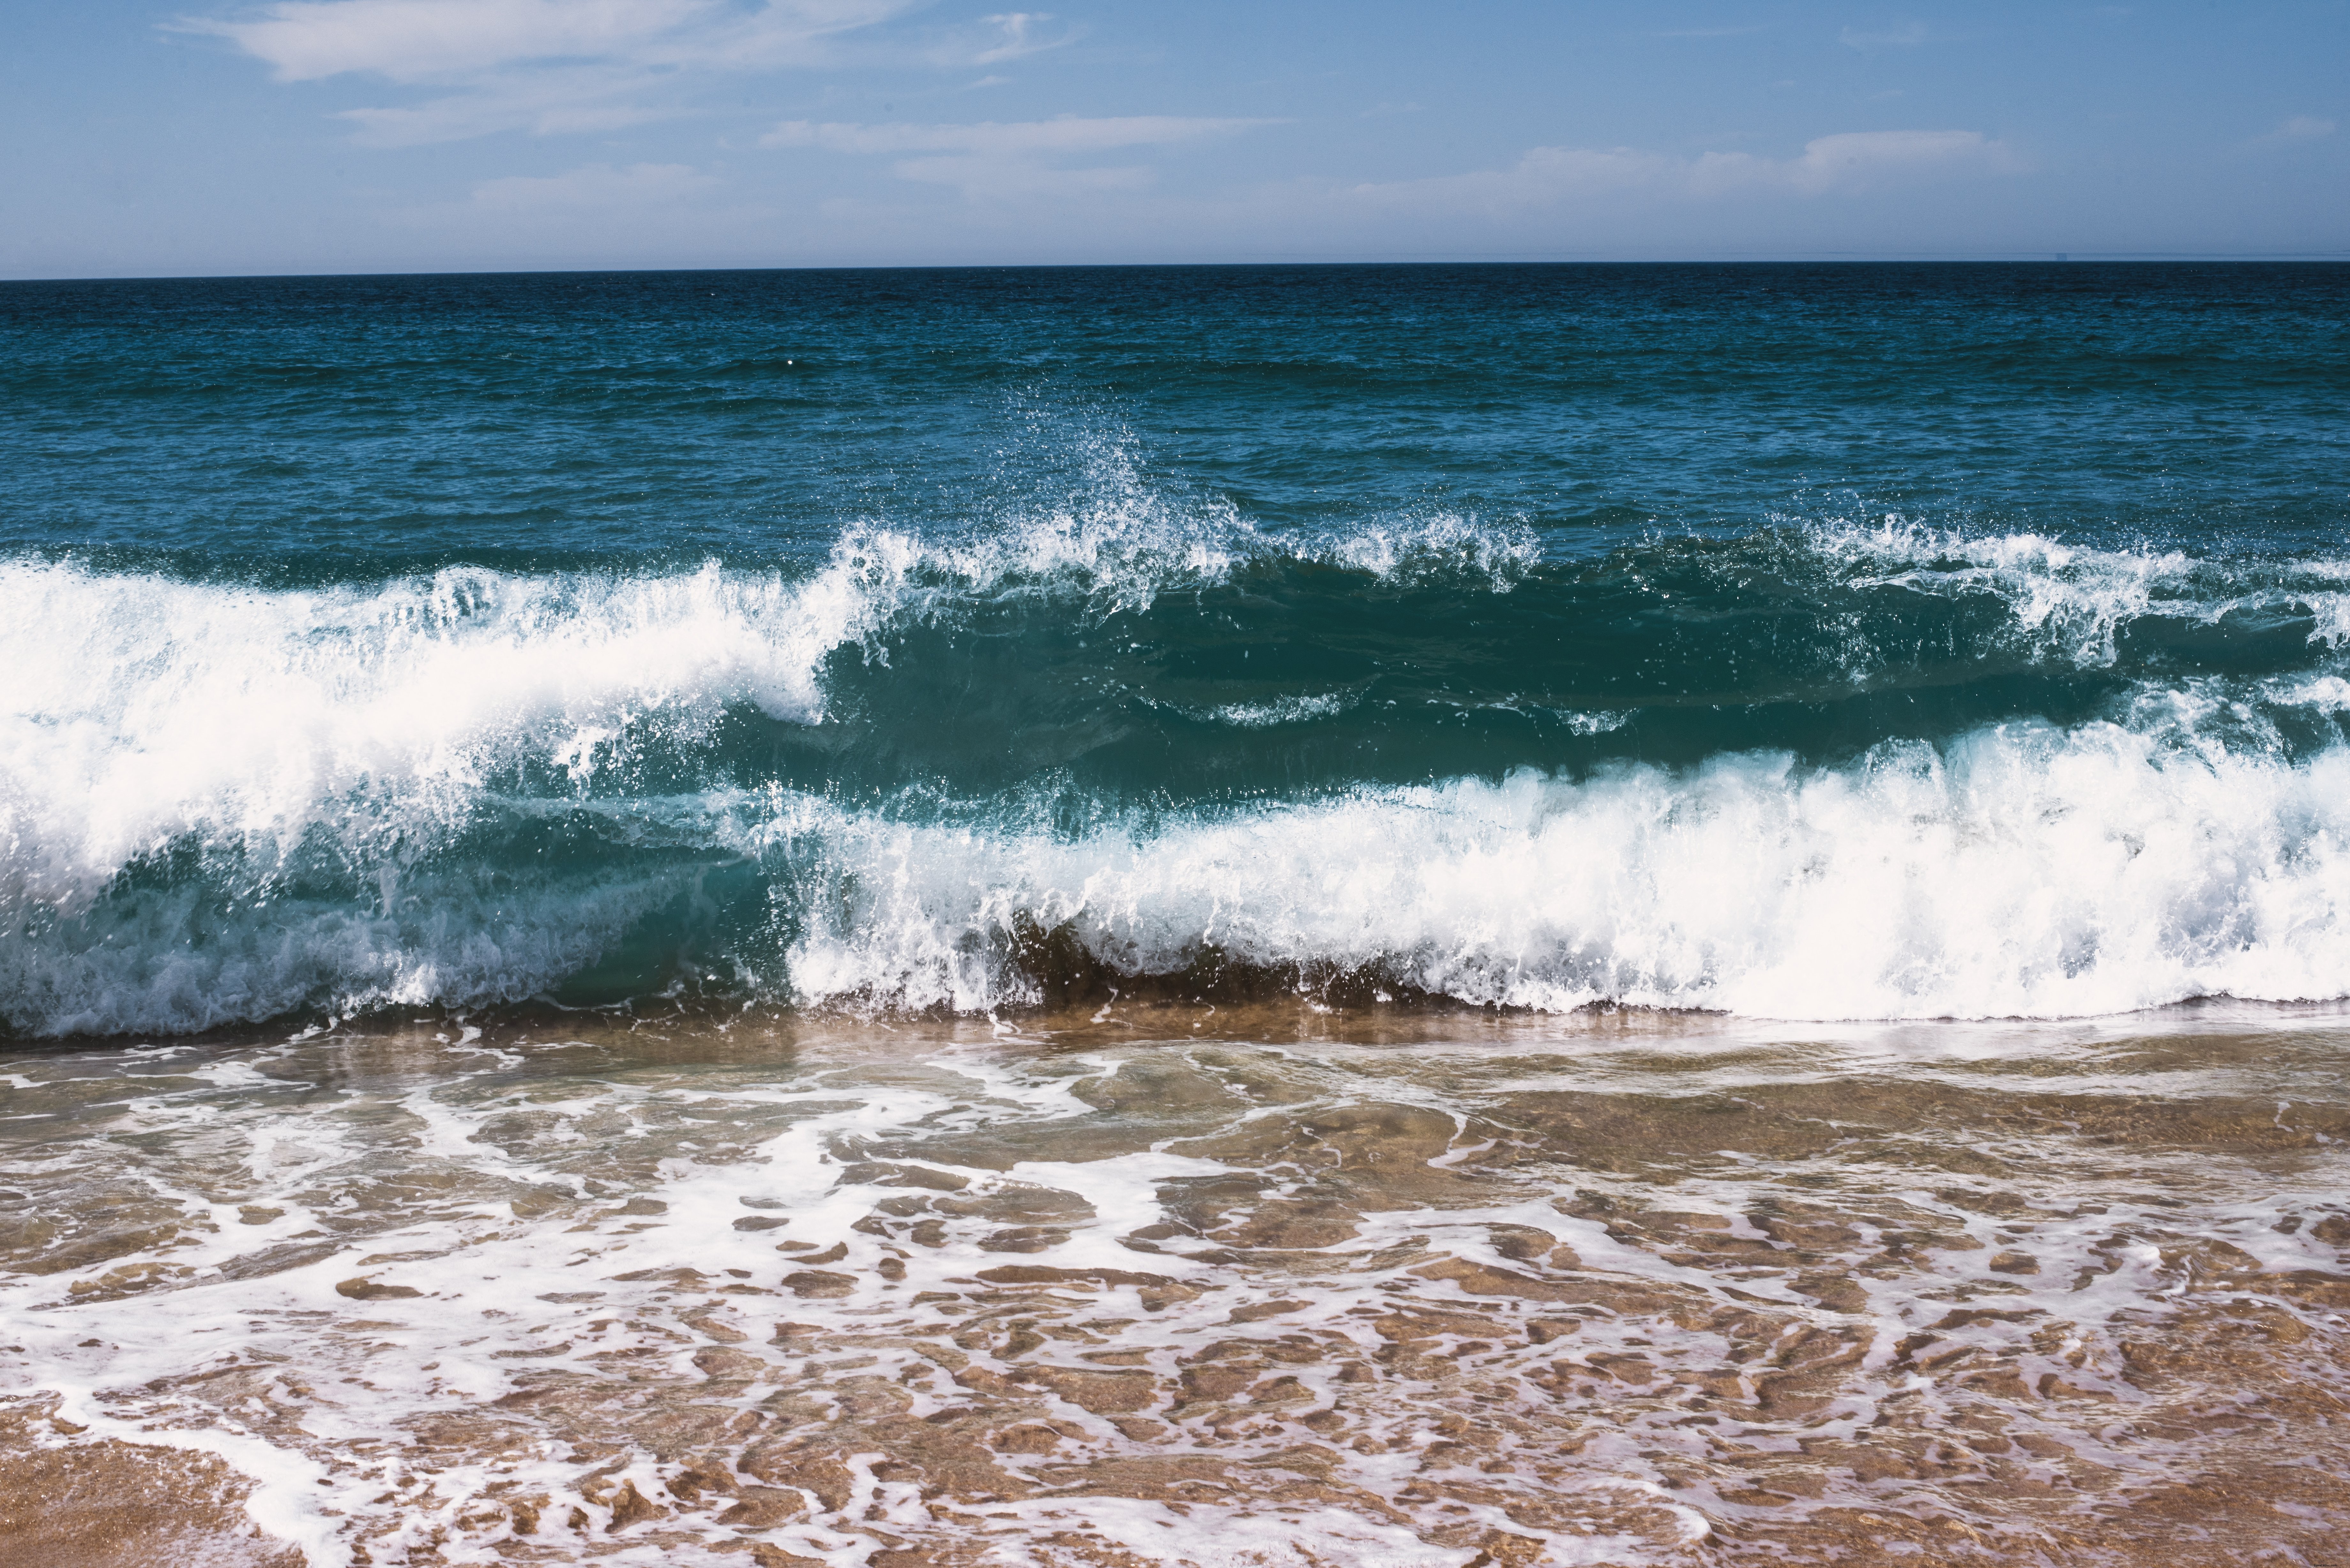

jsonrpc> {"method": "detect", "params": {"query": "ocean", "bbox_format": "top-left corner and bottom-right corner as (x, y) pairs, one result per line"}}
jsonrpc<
(3, 264), (2347, 1566)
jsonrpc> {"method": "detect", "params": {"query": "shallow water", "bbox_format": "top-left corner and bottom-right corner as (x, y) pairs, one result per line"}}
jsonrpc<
(4, 1002), (2346, 1566)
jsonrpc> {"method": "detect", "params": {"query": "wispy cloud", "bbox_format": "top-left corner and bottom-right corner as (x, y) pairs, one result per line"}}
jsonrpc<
(2263, 115), (2337, 143)
(1348, 130), (2022, 214)
(910, 8), (1078, 69)
(336, 66), (672, 145)
(182, 0), (919, 145)
(765, 114), (1278, 198)
(192, 0), (695, 82)
(968, 11), (1072, 65)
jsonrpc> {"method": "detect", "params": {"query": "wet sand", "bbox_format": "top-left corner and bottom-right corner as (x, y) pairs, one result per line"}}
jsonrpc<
(3, 1002), (2347, 1566)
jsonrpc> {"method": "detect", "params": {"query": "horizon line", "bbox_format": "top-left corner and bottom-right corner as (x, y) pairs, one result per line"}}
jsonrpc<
(9, 251), (2350, 285)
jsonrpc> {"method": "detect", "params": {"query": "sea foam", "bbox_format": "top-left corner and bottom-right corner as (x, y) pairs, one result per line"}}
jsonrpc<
(1809, 512), (2350, 666)
(12, 509), (2350, 1034)
(0, 554), (887, 908)
(772, 722), (2350, 1021)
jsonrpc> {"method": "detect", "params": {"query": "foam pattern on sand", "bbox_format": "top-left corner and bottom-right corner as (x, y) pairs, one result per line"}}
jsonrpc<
(4, 1015), (2346, 1566)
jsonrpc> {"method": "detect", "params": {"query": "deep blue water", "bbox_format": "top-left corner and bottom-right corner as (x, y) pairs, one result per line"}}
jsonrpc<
(4, 263), (2349, 1035)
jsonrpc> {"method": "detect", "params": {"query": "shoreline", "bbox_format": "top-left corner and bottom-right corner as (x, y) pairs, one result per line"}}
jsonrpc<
(14, 984), (2350, 1054)
(4, 1013), (2346, 1564)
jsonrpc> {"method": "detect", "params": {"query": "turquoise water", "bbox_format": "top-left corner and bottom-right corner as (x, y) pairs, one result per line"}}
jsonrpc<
(5, 263), (2350, 1035)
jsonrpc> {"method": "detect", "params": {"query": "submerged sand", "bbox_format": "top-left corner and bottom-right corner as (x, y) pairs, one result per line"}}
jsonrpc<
(3, 1003), (2347, 1567)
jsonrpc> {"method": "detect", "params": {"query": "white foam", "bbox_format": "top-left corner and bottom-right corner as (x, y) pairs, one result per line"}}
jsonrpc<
(1807, 516), (2198, 666)
(1318, 510), (1542, 588)
(1195, 691), (1362, 728)
(1802, 513), (2350, 668)
(6, 1029), (2344, 1565)
(46, 1383), (354, 1566)
(0, 554), (892, 909)
(2268, 674), (2350, 712)
(18, 498), (2350, 1036)
(777, 720), (2350, 1021)
(0, 496), (1525, 894)
(1541, 707), (1632, 735)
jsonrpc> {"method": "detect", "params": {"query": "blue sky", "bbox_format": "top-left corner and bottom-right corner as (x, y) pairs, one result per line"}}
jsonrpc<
(4, 1), (2345, 276)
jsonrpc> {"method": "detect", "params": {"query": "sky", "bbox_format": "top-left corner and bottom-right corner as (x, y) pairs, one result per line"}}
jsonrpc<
(2, 0), (2345, 277)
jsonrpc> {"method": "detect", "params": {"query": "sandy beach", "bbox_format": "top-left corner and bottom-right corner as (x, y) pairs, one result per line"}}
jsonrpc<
(5, 1002), (2346, 1566)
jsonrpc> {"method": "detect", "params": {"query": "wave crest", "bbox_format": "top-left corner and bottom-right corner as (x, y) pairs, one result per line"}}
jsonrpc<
(1807, 513), (2350, 667)
(18, 500), (2350, 1034)
(777, 723), (2350, 1022)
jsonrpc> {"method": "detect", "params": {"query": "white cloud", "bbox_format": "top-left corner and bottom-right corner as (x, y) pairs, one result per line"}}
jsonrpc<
(1774, 129), (2015, 191)
(193, 0), (705, 82)
(1348, 130), (2020, 214)
(765, 114), (1277, 198)
(183, 0), (916, 144)
(910, 8), (1076, 70)
(2269, 115), (2337, 143)
(969, 11), (1069, 65)
(470, 159), (715, 211)
(335, 65), (670, 145)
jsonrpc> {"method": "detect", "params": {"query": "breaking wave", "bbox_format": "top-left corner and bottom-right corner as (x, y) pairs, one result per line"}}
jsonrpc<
(13, 498), (2350, 1035)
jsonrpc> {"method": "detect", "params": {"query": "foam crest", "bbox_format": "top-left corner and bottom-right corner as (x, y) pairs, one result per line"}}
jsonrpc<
(0, 479), (1537, 925)
(1808, 515), (2207, 666)
(1189, 692), (1363, 728)
(23, 498), (2350, 1037)
(919, 442), (1260, 612)
(0, 554), (911, 914)
(1796, 515), (2350, 674)
(777, 721), (2350, 1021)
(1315, 511), (1543, 588)
(924, 434), (1539, 605)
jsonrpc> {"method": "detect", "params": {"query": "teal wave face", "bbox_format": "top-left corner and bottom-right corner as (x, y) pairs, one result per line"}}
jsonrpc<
(12, 509), (2350, 1035)
(4, 265), (2348, 1034)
